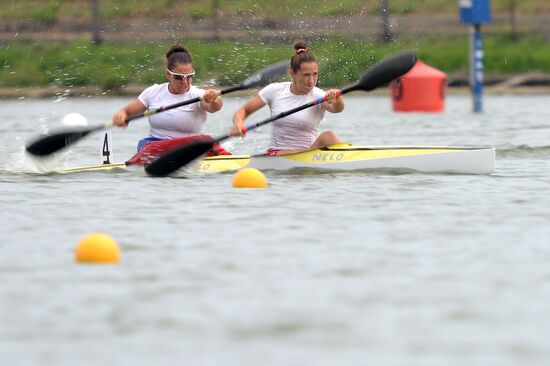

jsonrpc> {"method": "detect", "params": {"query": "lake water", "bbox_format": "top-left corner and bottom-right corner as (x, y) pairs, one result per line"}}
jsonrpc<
(1, 94), (550, 365)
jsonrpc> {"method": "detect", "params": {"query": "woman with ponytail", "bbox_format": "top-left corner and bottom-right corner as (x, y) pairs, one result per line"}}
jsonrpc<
(112, 45), (228, 165)
(231, 40), (344, 156)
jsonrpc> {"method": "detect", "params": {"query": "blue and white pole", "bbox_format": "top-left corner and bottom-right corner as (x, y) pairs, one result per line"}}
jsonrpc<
(471, 24), (484, 112)
(458, 0), (491, 113)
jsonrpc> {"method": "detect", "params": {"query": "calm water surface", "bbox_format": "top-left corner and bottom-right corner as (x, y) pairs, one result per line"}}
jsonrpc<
(1, 94), (550, 365)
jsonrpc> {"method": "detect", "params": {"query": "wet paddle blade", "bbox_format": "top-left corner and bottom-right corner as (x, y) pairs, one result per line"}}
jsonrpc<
(240, 60), (288, 89)
(354, 51), (417, 92)
(145, 140), (214, 176)
(25, 129), (94, 156)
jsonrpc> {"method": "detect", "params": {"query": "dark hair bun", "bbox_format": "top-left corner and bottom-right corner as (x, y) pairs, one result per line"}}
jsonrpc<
(293, 40), (308, 53)
(166, 45), (189, 59)
(290, 40), (315, 71)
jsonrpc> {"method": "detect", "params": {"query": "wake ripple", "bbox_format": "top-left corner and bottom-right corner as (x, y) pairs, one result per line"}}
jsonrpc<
(496, 144), (550, 159)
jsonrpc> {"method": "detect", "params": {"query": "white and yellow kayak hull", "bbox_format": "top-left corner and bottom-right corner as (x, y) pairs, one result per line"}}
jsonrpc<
(60, 143), (495, 175)
(60, 162), (128, 173)
(196, 144), (495, 174)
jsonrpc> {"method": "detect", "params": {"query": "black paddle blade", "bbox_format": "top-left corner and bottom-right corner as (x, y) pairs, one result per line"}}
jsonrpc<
(145, 140), (214, 176)
(354, 51), (417, 92)
(25, 129), (93, 156)
(240, 60), (288, 89)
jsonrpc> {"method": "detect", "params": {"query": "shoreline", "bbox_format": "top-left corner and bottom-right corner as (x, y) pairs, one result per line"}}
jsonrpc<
(2, 84), (549, 99)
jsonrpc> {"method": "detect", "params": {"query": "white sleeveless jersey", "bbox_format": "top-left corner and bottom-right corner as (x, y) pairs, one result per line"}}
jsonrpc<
(259, 82), (326, 150)
(138, 83), (206, 139)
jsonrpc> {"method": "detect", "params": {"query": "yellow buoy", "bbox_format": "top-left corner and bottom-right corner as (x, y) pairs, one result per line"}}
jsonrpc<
(232, 168), (268, 188)
(75, 232), (120, 264)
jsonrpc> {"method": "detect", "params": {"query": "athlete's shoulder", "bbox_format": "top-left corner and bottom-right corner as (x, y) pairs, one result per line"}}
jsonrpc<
(138, 83), (168, 105)
(140, 83), (168, 96)
(266, 82), (291, 91)
(260, 82), (290, 97)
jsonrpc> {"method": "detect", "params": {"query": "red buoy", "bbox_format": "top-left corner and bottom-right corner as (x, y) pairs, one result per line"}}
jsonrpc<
(391, 60), (447, 112)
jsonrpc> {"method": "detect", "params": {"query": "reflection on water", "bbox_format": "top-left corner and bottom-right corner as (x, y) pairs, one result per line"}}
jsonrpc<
(1, 95), (550, 365)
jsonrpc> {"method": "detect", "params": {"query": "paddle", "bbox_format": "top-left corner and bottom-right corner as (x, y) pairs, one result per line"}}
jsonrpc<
(145, 51), (418, 177)
(25, 60), (289, 157)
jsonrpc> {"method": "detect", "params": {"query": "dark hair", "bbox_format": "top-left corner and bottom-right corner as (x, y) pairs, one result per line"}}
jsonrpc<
(290, 40), (316, 72)
(166, 45), (192, 70)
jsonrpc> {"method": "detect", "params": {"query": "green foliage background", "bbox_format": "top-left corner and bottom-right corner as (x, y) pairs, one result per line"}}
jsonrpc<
(1, 1), (549, 90)
(1, 36), (549, 90)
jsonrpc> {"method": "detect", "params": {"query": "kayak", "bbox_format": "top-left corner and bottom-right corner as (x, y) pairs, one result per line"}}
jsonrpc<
(59, 143), (495, 175)
(197, 143), (495, 174)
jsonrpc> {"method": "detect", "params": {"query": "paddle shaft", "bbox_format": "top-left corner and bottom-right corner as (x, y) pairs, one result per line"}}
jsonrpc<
(214, 50), (418, 143)
(130, 60), (289, 122)
(214, 86), (357, 145)
(144, 90), (350, 176)
(86, 85), (240, 138)
(126, 61), (291, 123)
(125, 84), (243, 124)
(26, 59), (290, 157)
(79, 84), (246, 131)
(25, 84), (249, 156)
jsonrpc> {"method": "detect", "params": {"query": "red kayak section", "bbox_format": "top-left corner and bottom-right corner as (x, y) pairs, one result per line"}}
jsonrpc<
(125, 135), (231, 166)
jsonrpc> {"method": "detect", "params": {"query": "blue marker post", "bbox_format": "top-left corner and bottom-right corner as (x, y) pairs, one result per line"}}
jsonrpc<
(458, 0), (492, 113)
(471, 24), (484, 112)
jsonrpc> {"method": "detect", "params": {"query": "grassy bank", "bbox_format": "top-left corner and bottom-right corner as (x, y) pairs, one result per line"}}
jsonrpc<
(1, 36), (549, 91)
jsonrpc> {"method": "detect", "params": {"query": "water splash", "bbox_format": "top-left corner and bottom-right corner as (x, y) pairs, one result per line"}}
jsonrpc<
(3, 146), (70, 175)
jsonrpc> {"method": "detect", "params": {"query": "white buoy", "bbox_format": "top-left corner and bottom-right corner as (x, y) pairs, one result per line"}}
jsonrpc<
(62, 113), (88, 126)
